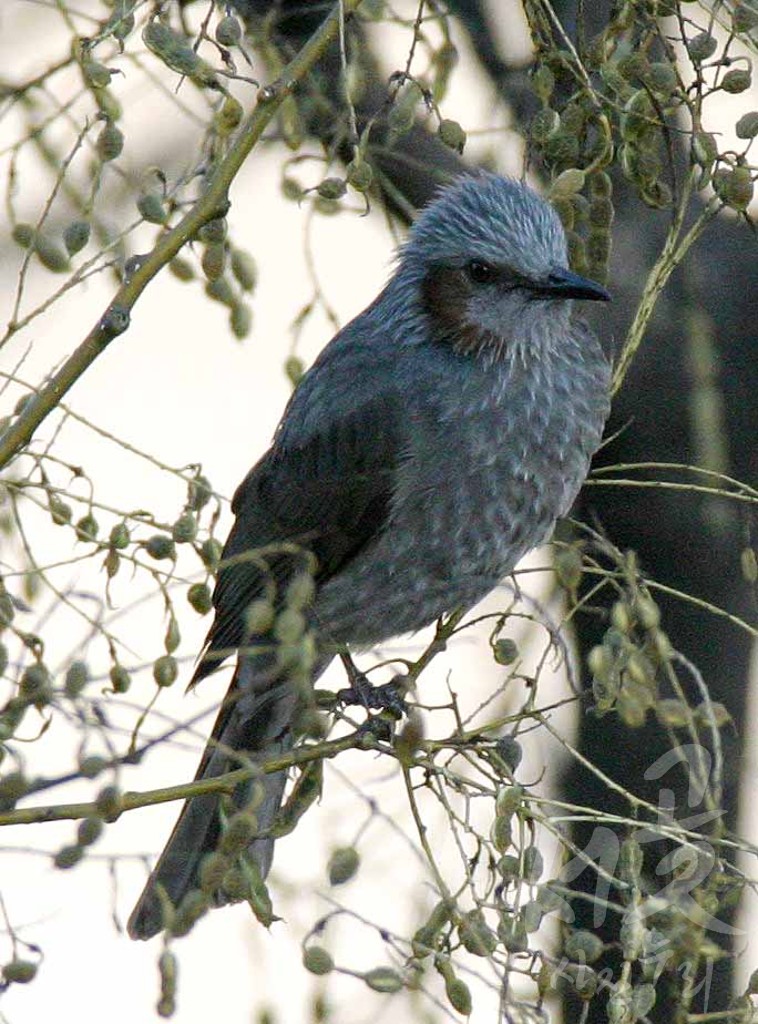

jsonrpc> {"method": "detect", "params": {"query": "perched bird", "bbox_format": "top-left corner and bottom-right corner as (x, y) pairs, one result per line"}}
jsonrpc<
(128, 172), (611, 940)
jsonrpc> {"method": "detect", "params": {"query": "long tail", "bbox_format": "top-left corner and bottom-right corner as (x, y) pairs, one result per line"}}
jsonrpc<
(127, 655), (329, 941)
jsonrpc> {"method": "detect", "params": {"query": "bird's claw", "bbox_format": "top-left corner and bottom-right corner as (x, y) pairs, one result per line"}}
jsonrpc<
(337, 675), (408, 719)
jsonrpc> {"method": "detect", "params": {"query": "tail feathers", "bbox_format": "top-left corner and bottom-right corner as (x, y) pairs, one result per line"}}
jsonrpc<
(127, 666), (298, 941)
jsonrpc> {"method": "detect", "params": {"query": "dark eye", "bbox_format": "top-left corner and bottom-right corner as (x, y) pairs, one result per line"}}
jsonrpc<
(466, 260), (496, 285)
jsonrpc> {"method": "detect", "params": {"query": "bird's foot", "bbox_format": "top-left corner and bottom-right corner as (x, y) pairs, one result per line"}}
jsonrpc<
(337, 654), (408, 719)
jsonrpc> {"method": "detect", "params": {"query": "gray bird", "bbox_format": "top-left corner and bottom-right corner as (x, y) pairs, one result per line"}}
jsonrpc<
(128, 172), (611, 940)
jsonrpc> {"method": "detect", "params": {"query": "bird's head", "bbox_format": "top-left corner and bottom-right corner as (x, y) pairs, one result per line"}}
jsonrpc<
(399, 173), (609, 361)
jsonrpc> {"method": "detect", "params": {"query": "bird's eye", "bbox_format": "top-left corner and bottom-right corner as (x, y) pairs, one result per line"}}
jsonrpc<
(466, 260), (496, 285)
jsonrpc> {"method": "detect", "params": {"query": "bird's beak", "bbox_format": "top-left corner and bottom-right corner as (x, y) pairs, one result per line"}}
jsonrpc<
(540, 266), (611, 302)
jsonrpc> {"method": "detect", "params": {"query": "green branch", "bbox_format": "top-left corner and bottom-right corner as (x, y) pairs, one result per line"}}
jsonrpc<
(0, 0), (365, 471)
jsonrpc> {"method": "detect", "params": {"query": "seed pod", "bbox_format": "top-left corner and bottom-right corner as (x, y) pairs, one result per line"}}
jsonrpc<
(137, 192), (167, 224)
(741, 546), (758, 582)
(328, 846), (360, 885)
(285, 355), (304, 385)
(95, 784), (122, 820)
(83, 60), (112, 89)
(688, 31), (718, 64)
(733, 1), (758, 33)
(169, 256), (194, 281)
(655, 698), (689, 728)
(172, 513), (197, 544)
(587, 230), (611, 267)
(157, 951), (177, 1018)
(551, 196), (574, 231)
(216, 95), (243, 133)
(215, 15), (242, 47)
(34, 235), (70, 274)
(230, 249), (257, 291)
(219, 812), (258, 855)
(188, 474), (213, 511)
(105, 550), (120, 577)
(522, 899), (543, 933)
(566, 231), (587, 275)
(618, 52), (650, 84)
(316, 177), (347, 201)
(54, 844), (84, 869)
(206, 272), (235, 304)
(494, 736), (522, 772)
(77, 816), (104, 846)
(736, 112), (758, 140)
(145, 535), (176, 560)
(109, 664), (131, 693)
(620, 903), (645, 961)
(495, 784), (523, 817)
(2, 960), (38, 984)
(531, 65), (555, 103)
(491, 814), (512, 853)
(20, 663), (53, 705)
(64, 660), (89, 698)
(187, 582), (212, 614)
(199, 851), (228, 892)
(565, 963), (598, 1000)
(346, 158), (374, 192)
(0, 771), (29, 809)
(589, 196), (614, 229)
(303, 946), (334, 976)
(445, 975), (472, 1015)
(200, 536), (222, 570)
(646, 62), (678, 97)
(153, 654), (178, 688)
(565, 929), (604, 963)
(96, 121), (124, 162)
(164, 616), (180, 654)
(202, 243), (226, 281)
(588, 170), (612, 199)
(75, 513), (99, 542)
(285, 573), (315, 610)
(143, 21), (217, 87)
(498, 912), (528, 953)
(199, 217), (228, 244)
(459, 909), (497, 957)
(230, 302), (252, 340)
(171, 890), (210, 937)
(551, 169), (586, 199)
(530, 108), (560, 143)
(79, 755), (108, 779)
(631, 983), (656, 1019)
(722, 68), (751, 93)
(438, 118), (466, 153)
(12, 223), (35, 248)
(693, 700), (731, 729)
(523, 845), (544, 882)
(243, 598), (275, 635)
(273, 607), (306, 644)
(109, 522), (130, 549)
(363, 967), (404, 993)
(64, 220), (91, 255)
(618, 836), (643, 884)
(720, 166), (754, 210)
(493, 637), (518, 665)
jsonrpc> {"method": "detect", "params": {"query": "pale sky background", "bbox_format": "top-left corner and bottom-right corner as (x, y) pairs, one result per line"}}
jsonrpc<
(0, 3), (756, 1023)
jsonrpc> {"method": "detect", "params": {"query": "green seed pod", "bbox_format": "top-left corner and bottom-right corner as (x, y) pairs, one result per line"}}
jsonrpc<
(522, 899), (543, 933)
(220, 864), (248, 901)
(497, 912), (528, 953)
(199, 218), (228, 245)
(230, 249), (257, 291)
(692, 131), (718, 170)
(273, 607), (306, 644)
(740, 546), (758, 582)
(610, 600), (633, 634)
(64, 659), (89, 698)
(75, 513), (99, 542)
(693, 700), (731, 729)
(646, 62), (678, 97)
(631, 983), (656, 1020)
(108, 664), (129, 693)
(164, 616), (180, 654)
(497, 853), (521, 882)
(346, 158), (374, 192)
(153, 654), (178, 688)
(188, 474), (212, 511)
(219, 812), (258, 855)
(618, 836), (643, 884)
(77, 816), (104, 846)
(554, 544), (583, 591)
(137, 192), (167, 224)
(530, 107), (560, 144)
(78, 755), (108, 779)
(109, 5), (135, 42)
(491, 814), (512, 853)
(328, 846), (360, 885)
(206, 270), (236, 303)
(12, 223), (35, 248)
(96, 121), (124, 162)
(736, 111), (758, 139)
(34, 235), (70, 274)
(438, 118), (466, 153)
(316, 177), (347, 201)
(83, 60), (112, 89)
(303, 946), (334, 976)
(688, 31), (718, 65)
(620, 904), (645, 961)
(571, 193), (590, 224)
(145, 535), (176, 561)
(95, 784), (122, 820)
(618, 52), (650, 85)
(187, 582), (212, 615)
(20, 663), (53, 705)
(169, 256), (195, 281)
(363, 967), (404, 993)
(523, 845), (544, 882)
(93, 87), (122, 122)
(105, 550), (120, 578)
(493, 637), (518, 665)
(54, 843), (84, 869)
(733, 1), (758, 33)
(566, 231), (587, 275)
(171, 890), (210, 937)
(621, 90), (655, 142)
(600, 61), (632, 98)
(230, 302), (252, 340)
(721, 166), (754, 209)
(244, 598), (275, 635)
(587, 230), (611, 266)
(495, 784), (523, 818)
(459, 909), (497, 957)
(588, 170), (612, 199)
(285, 573), (315, 611)
(722, 68), (752, 93)
(2, 959), (38, 984)
(531, 65), (555, 103)
(551, 169), (586, 200)
(445, 975), (472, 1015)
(589, 196), (614, 229)
(172, 512), (197, 544)
(285, 355), (304, 385)
(565, 963), (598, 1000)
(200, 536), (222, 570)
(494, 736), (523, 772)
(199, 850), (228, 893)
(0, 770), (29, 808)
(0, 642), (7, 675)
(560, 103), (586, 136)
(215, 15), (242, 47)
(551, 196), (574, 231)
(202, 243), (226, 281)
(109, 522), (130, 549)
(63, 220), (91, 255)
(565, 929), (604, 963)
(216, 95), (244, 134)
(157, 950), (177, 1018)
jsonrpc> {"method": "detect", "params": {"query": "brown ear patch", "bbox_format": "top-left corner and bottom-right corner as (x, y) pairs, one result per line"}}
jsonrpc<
(420, 264), (502, 357)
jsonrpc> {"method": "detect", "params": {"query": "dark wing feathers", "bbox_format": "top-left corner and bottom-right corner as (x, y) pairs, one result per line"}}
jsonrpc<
(191, 393), (402, 684)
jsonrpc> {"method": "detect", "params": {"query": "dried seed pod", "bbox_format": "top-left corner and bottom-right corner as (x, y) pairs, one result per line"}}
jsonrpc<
(303, 946), (334, 976)
(153, 654), (178, 688)
(137, 192), (167, 224)
(64, 220), (91, 255)
(96, 121), (124, 162)
(327, 846), (360, 885)
(438, 118), (466, 153)
(230, 249), (257, 291)
(693, 700), (731, 729)
(187, 582), (212, 614)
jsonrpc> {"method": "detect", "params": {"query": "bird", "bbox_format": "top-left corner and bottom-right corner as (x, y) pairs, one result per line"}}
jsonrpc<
(128, 171), (612, 940)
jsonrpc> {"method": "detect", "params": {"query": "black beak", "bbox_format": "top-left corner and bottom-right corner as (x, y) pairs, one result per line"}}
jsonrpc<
(538, 266), (611, 302)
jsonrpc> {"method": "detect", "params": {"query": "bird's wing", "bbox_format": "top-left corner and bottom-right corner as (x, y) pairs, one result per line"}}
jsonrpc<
(191, 389), (404, 684)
